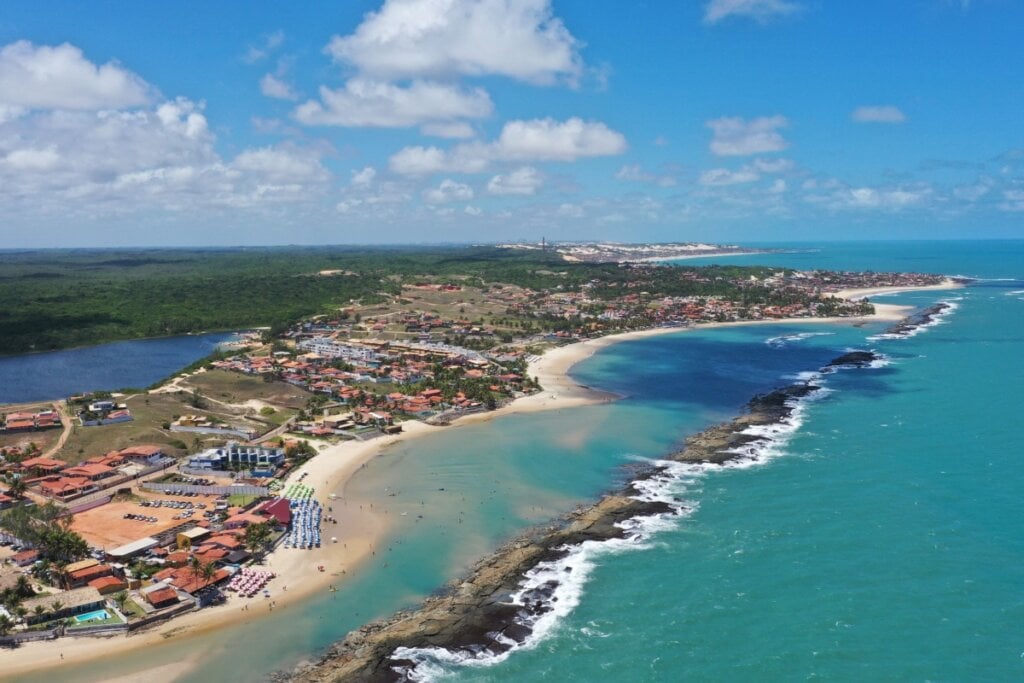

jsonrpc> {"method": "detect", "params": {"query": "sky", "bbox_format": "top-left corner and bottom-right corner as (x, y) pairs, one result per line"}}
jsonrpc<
(0, 0), (1022, 247)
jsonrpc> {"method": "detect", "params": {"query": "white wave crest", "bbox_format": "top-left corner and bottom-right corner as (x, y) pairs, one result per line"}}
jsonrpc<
(389, 360), (882, 681)
(764, 331), (835, 348)
(866, 299), (960, 342)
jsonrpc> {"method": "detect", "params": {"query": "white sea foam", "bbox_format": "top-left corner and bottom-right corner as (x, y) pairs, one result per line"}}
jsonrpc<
(866, 299), (960, 342)
(390, 359), (880, 681)
(764, 331), (835, 348)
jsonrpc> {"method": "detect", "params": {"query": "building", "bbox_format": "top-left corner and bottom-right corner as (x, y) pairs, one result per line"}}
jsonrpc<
(176, 527), (210, 549)
(23, 587), (106, 626)
(107, 536), (159, 561)
(296, 337), (380, 363)
(187, 442), (285, 473)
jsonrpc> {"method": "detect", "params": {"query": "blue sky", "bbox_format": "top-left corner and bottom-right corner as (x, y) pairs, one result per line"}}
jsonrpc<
(0, 0), (1022, 247)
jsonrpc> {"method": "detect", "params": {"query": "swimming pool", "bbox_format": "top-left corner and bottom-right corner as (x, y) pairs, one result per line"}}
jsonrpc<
(73, 609), (111, 624)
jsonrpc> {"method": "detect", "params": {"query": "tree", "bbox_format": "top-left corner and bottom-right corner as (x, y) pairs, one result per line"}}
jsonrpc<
(6, 477), (27, 500)
(243, 522), (274, 561)
(0, 615), (13, 635)
(200, 561), (217, 586)
(32, 605), (45, 621)
(112, 591), (129, 614)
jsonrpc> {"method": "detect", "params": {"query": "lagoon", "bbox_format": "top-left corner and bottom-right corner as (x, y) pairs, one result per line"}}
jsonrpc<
(0, 332), (236, 404)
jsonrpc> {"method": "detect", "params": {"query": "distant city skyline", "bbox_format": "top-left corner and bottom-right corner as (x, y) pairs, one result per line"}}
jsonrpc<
(1, 0), (1022, 247)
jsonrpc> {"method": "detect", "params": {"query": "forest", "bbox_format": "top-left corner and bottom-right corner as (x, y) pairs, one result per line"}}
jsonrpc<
(0, 246), (795, 356)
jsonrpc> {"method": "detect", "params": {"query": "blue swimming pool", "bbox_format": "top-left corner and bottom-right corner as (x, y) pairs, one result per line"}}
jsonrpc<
(73, 609), (111, 624)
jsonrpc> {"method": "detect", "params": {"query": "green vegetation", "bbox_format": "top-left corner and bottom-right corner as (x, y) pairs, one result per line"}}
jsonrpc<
(0, 503), (89, 565)
(0, 246), (573, 355)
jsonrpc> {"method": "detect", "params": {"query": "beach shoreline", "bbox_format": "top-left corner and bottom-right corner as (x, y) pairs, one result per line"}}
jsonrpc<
(0, 279), (961, 681)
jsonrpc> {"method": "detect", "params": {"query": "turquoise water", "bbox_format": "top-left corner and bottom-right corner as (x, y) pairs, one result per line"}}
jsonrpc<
(440, 241), (1024, 682)
(0, 331), (235, 403)
(15, 241), (1023, 682)
(73, 609), (112, 624)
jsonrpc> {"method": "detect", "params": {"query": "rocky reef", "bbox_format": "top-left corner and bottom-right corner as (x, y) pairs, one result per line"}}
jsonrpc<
(284, 350), (881, 683)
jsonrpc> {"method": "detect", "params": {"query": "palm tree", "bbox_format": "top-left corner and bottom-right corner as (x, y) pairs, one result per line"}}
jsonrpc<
(32, 605), (45, 621)
(111, 590), (130, 615)
(187, 555), (203, 585)
(6, 477), (27, 500)
(50, 599), (64, 617)
(0, 615), (13, 635)
(199, 561), (217, 587)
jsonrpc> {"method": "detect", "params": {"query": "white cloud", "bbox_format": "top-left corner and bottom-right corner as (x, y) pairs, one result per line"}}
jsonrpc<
(699, 167), (760, 186)
(423, 178), (474, 203)
(615, 163), (677, 187)
(260, 73), (298, 100)
(851, 105), (907, 124)
(464, 205), (482, 216)
(0, 41), (152, 110)
(749, 157), (794, 173)
(243, 31), (285, 64)
(231, 146), (329, 183)
(326, 0), (582, 85)
(2, 146), (60, 171)
(487, 166), (543, 195)
(1000, 189), (1024, 212)
(707, 115), (788, 156)
(294, 79), (492, 128)
(495, 117), (626, 161)
(351, 166), (377, 186)
(421, 121), (476, 139)
(704, 0), (802, 24)
(557, 202), (584, 218)
(390, 117), (626, 174)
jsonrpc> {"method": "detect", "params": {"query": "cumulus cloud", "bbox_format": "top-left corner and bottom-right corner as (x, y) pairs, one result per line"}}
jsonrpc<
(615, 163), (677, 187)
(294, 79), (492, 128)
(707, 115), (788, 156)
(699, 167), (760, 186)
(851, 105), (907, 124)
(423, 178), (474, 203)
(704, 0), (802, 24)
(464, 205), (482, 215)
(0, 41), (152, 111)
(326, 0), (582, 85)
(260, 73), (298, 100)
(232, 145), (329, 183)
(389, 117), (626, 174)
(351, 166), (377, 186)
(487, 166), (542, 195)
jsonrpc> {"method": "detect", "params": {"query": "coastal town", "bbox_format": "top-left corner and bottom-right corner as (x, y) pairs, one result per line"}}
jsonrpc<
(0, 254), (952, 659)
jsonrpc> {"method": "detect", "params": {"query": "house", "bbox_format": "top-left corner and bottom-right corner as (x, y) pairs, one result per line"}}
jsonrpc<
(19, 456), (66, 475)
(12, 549), (39, 567)
(23, 587), (105, 625)
(38, 476), (95, 500)
(63, 462), (117, 481)
(117, 444), (166, 464)
(89, 575), (128, 595)
(66, 562), (115, 588)
(145, 585), (180, 609)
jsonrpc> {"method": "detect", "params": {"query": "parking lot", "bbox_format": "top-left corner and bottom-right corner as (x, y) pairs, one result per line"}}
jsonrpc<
(70, 491), (220, 549)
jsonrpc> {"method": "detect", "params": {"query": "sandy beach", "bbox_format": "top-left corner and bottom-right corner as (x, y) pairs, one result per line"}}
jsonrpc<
(0, 279), (961, 681)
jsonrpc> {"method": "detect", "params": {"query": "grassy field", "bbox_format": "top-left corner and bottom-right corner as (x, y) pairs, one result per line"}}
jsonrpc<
(57, 393), (192, 461)
(182, 370), (310, 410)
(54, 374), (308, 462)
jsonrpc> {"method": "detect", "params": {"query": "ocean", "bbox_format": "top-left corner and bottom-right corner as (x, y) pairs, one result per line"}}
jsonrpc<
(20, 240), (1023, 682)
(397, 241), (1024, 681)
